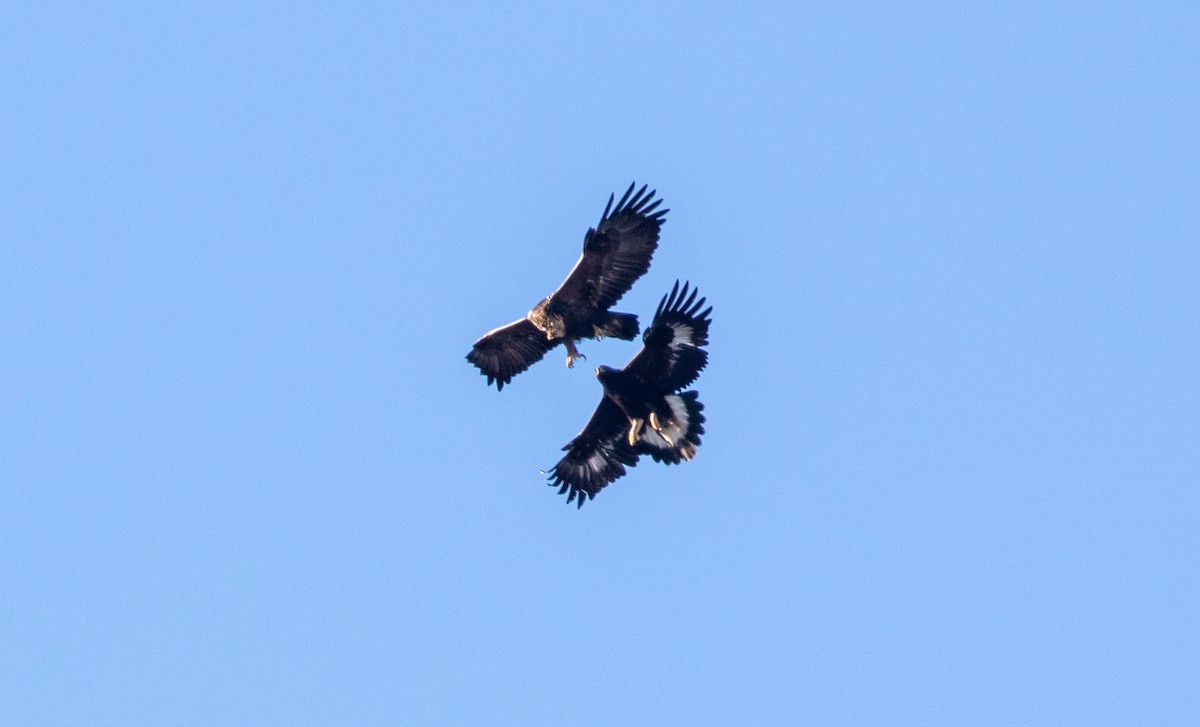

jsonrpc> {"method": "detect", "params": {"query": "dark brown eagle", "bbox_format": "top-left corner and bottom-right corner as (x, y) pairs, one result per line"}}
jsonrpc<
(466, 183), (667, 390)
(545, 281), (712, 507)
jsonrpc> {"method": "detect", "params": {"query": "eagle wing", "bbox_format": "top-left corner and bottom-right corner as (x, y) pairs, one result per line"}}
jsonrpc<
(624, 280), (713, 392)
(545, 397), (638, 508)
(466, 318), (559, 390)
(553, 183), (667, 311)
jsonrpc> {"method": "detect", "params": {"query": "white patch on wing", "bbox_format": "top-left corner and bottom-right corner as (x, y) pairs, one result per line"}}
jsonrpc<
(668, 322), (696, 350)
(586, 450), (608, 474)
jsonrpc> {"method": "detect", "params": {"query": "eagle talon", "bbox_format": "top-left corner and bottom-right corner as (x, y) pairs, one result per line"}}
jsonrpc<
(649, 411), (677, 446)
(627, 418), (645, 447)
(565, 341), (586, 369)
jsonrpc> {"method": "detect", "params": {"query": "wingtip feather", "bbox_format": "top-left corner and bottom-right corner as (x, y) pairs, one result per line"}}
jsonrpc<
(611, 182), (636, 217)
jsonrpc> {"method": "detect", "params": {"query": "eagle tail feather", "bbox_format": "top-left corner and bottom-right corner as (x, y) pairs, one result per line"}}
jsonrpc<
(595, 312), (639, 340)
(635, 391), (706, 465)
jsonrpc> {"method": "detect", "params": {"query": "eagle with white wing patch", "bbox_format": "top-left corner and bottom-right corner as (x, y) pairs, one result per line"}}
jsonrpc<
(466, 183), (667, 390)
(545, 281), (712, 507)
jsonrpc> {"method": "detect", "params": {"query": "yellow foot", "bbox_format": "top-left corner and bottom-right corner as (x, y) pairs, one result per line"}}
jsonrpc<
(648, 411), (676, 446)
(627, 418), (645, 447)
(565, 341), (586, 368)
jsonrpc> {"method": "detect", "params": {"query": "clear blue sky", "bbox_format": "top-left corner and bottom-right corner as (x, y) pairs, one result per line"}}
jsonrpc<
(3, 2), (1197, 724)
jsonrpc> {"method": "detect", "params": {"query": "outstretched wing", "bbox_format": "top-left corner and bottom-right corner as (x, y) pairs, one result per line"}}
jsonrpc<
(624, 280), (713, 391)
(466, 318), (558, 390)
(553, 183), (667, 311)
(544, 397), (638, 508)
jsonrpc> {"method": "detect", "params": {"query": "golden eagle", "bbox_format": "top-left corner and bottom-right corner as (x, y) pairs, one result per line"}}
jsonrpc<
(545, 281), (712, 507)
(466, 183), (667, 390)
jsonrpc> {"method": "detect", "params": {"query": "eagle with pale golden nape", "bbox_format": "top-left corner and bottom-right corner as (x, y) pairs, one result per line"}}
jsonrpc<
(545, 281), (712, 508)
(466, 183), (667, 390)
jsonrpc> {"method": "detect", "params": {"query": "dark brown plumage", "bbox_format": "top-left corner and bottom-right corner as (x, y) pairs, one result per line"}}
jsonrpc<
(545, 281), (712, 507)
(466, 183), (667, 390)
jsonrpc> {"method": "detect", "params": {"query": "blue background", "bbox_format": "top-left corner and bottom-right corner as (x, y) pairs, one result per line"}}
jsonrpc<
(3, 2), (1197, 724)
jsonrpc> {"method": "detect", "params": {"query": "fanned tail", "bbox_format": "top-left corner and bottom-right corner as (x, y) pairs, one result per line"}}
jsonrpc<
(594, 312), (639, 340)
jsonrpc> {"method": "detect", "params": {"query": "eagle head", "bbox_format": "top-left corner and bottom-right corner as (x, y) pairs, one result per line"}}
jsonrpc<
(527, 297), (565, 339)
(594, 365), (618, 383)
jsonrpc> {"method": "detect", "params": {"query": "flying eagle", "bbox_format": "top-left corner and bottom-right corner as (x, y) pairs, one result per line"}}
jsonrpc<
(545, 281), (712, 507)
(466, 183), (667, 390)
